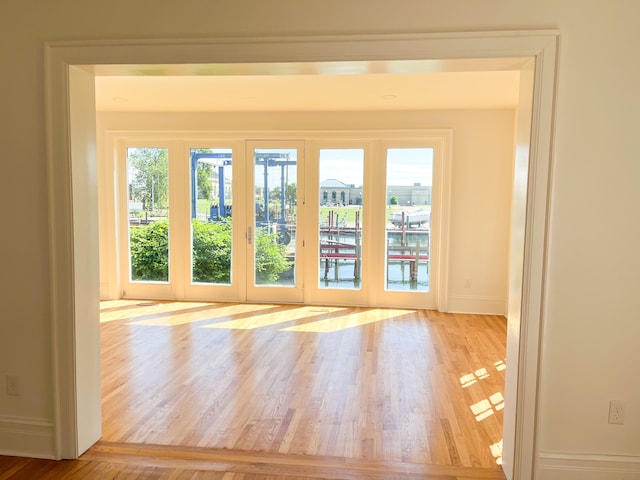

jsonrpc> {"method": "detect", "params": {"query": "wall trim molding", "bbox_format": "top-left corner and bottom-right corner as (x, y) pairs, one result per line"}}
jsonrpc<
(537, 451), (640, 479)
(0, 415), (56, 459)
(447, 294), (507, 315)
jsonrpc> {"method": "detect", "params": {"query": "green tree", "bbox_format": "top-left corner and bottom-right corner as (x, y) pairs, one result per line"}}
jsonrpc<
(269, 184), (296, 206)
(285, 183), (297, 209)
(196, 162), (214, 200)
(389, 195), (399, 205)
(128, 148), (169, 212)
(270, 186), (281, 198)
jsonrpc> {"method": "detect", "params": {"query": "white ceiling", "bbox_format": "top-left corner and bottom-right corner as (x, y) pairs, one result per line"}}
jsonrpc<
(93, 59), (524, 113)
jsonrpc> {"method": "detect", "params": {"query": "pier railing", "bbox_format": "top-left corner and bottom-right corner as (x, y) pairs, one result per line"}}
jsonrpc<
(318, 209), (429, 283)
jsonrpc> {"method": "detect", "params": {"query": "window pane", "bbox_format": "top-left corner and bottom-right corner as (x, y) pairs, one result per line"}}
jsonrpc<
(254, 148), (297, 287)
(385, 148), (433, 292)
(318, 149), (364, 289)
(190, 148), (233, 285)
(127, 147), (169, 282)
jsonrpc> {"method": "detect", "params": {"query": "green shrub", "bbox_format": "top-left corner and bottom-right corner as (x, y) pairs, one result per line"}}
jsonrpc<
(129, 219), (292, 285)
(255, 227), (292, 284)
(129, 220), (169, 281)
(192, 219), (232, 283)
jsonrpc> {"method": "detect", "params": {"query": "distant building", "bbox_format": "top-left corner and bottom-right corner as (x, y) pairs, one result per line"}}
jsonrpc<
(387, 183), (432, 206)
(320, 179), (362, 205)
(319, 179), (431, 206)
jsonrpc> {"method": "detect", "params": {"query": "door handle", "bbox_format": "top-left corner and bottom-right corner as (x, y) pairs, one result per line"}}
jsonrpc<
(247, 226), (252, 245)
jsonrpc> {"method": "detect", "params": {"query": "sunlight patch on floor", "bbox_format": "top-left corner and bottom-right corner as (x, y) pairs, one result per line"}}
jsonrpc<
(283, 308), (414, 333)
(203, 305), (346, 330)
(100, 299), (145, 310)
(470, 391), (505, 422)
(129, 303), (279, 326)
(494, 359), (506, 371)
(490, 439), (503, 465)
(101, 301), (215, 323)
(460, 366), (491, 388)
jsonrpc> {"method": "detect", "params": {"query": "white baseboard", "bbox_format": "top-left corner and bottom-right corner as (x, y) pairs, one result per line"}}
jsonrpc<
(446, 295), (506, 315)
(537, 451), (640, 480)
(0, 415), (56, 459)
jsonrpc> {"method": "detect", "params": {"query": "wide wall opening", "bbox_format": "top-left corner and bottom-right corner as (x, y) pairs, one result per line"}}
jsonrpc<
(47, 32), (557, 480)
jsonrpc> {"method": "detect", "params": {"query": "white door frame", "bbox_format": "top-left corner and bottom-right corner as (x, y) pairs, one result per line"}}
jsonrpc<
(44, 31), (558, 480)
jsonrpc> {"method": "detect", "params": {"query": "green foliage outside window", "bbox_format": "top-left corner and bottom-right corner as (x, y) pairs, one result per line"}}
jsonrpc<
(129, 220), (169, 281)
(130, 220), (292, 284)
(128, 148), (169, 212)
(254, 227), (292, 284)
(192, 219), (232, 283)
(196, 162), (214, 200)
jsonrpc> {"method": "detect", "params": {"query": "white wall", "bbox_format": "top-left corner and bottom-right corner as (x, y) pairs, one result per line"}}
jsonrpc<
(1, 1), (640, 477)
(96, 109), (514, 315)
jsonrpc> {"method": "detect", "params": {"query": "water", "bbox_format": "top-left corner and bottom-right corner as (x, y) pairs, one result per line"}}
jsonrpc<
(318, 229), (430, 291)
(319, 259), (430, 291)
(271, 228), (430, 291)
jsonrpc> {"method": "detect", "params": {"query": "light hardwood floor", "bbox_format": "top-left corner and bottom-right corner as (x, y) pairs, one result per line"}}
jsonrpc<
(0, 301), (508, 479)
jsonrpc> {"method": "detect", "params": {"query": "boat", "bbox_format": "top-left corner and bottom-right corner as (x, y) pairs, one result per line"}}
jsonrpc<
(389, 208), (430, 227)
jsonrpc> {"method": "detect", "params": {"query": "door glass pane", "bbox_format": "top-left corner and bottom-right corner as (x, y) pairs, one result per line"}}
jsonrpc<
(385, 148), (433, 292)
(127, 147), (169, 282)
(253, 148), (296, 286)
(190, 148), (233, 285)
(318, 149), (364, 289)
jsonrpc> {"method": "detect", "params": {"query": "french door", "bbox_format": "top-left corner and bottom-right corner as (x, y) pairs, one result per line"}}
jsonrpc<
(117, 133), (444, 308)
(245, 141), (304, 303)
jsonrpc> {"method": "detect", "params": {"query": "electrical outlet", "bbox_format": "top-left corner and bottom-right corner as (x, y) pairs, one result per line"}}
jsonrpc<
(6, 375), (20, 396)
(608, 400), (626, 425)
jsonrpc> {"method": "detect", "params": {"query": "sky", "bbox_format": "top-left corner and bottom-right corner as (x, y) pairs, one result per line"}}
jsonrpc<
(319, 148), (433, 187)
(190, 147), (434, 189)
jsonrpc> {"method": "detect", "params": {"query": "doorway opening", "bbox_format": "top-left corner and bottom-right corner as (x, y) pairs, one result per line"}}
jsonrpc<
(46, 32), (558, 480)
